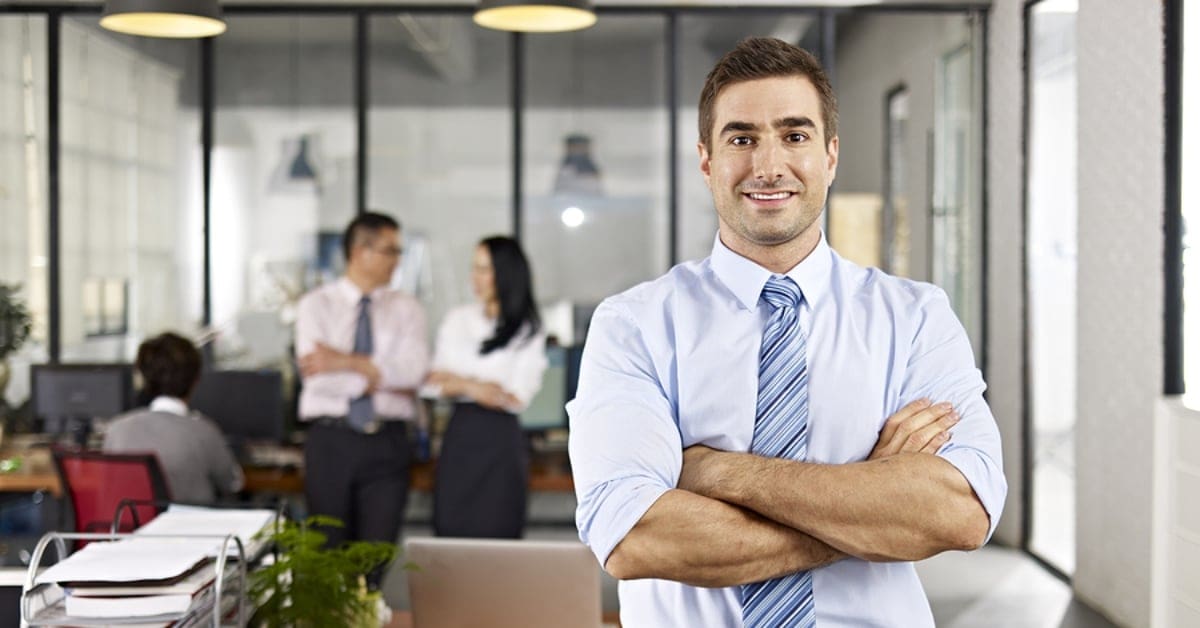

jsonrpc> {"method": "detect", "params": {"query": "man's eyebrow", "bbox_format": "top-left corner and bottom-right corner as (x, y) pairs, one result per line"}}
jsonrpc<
(775, 116), (817, 130)
(718, 121), (759, 136)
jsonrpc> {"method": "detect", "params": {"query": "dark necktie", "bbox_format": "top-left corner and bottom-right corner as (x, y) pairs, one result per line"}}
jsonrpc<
(347, 295), (375, 433)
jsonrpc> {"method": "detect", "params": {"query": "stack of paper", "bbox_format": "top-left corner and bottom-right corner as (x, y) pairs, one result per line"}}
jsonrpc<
(32, 506), (276, 622)
(133, 505), (277, 560)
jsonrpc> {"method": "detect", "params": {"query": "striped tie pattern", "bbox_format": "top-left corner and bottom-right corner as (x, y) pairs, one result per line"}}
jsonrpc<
(741, 275), (815, 628)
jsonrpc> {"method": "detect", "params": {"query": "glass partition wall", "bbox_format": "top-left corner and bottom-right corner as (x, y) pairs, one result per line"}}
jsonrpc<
(524, 16), (670, 344)
(1025, 0), (1078, 576)
(58, 18), (204, 364)
(0, 16), (48, 410)
(368, 14), (512, 331)
(211, 15), (356, 369)
(0, 6), (987, 425)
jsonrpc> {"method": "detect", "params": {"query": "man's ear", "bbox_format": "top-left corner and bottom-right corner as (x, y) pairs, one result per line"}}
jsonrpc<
(698, 141), (712, 186)
(826, 135), (839, 183)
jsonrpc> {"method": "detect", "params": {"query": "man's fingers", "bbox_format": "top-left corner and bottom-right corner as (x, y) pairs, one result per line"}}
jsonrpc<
(904, 410), (959, 453)
(919, 430), (951, 454)
(894, 402), (954, 440)
(878, 398), (932, 446)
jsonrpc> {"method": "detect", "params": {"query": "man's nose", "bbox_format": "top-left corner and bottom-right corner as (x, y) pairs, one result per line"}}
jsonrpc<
(753, 142), (786, 181)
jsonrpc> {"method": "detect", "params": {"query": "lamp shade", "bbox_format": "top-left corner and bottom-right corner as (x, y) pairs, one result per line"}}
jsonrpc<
(473, 0), (597, 33)
(100, 0), (226, 39)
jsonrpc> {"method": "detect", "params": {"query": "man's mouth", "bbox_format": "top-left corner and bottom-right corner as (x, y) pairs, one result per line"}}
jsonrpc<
(744, 191), (795, 201)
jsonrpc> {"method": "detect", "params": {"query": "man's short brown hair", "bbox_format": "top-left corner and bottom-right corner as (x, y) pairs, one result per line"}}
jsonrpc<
(136, 332), (202, 400)
(698, 37), (838, 152)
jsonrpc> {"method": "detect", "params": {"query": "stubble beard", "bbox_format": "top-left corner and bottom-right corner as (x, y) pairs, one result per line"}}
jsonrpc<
(723, 192), (824, 250)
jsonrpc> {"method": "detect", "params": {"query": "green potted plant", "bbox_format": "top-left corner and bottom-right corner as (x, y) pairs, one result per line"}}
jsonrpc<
(248, 515), (410, 627)
(0, 282), (33, 396)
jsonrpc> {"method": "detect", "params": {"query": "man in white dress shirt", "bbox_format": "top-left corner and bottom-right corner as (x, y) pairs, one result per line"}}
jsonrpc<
(295, 212), (429, 588)
(568, 38), (1005, 627)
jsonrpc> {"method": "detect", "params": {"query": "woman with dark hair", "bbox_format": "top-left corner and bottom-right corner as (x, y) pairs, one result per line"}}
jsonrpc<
(425, 236), (547, 538)
(104, 332), (243, 505)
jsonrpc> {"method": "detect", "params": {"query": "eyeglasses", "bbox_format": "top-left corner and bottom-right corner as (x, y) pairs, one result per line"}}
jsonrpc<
(369, 245), (404, 258)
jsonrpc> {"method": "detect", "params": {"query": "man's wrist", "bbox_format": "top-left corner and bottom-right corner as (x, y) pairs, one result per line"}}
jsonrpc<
(707, 452), (760, 504)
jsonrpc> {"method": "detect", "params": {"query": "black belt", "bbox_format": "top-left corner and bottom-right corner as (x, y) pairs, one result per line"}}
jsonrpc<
(310, 416), (408, 435)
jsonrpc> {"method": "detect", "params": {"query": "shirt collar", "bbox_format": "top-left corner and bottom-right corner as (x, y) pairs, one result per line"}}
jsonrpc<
(710, 232), (832, 311)
(149, 396), (189, 416)
(336, 277), (383, 304)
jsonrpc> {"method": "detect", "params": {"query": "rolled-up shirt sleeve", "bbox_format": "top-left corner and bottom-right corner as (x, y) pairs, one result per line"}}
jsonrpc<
(568, 302), (682, 567)
(903, 288), (1007, 541)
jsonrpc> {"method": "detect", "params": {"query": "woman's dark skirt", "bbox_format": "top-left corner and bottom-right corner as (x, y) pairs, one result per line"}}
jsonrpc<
(432, 402), (529, 538)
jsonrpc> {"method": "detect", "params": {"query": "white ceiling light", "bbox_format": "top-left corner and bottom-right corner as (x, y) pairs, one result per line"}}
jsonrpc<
(100, 0), (226, 39)
(474, 0), (597, 33)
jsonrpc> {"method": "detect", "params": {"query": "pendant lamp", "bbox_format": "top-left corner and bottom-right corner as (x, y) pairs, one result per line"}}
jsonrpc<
(100, 0), (227, 39)
(473, 0), (597, 33)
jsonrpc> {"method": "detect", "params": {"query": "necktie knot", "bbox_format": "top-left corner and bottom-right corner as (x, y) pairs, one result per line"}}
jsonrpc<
(359, 295), (371, 310)
(761, 276), (803, 311)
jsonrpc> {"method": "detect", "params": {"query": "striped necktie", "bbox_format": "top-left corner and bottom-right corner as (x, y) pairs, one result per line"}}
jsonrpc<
(741, 275), (815, 628)
(347, 295), (375, 433)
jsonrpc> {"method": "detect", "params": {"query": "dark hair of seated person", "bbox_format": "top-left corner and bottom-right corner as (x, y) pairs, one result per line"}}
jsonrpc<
(136, 332), (202, 401)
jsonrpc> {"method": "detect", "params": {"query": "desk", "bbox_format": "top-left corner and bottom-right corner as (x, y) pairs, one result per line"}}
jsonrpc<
(0, 445), (575, 498)
(242, 449), (575, 495)
(0, 446), (60, 497)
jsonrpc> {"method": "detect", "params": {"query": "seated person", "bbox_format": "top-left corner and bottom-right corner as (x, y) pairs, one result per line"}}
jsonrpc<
(104, 332), (244, 505)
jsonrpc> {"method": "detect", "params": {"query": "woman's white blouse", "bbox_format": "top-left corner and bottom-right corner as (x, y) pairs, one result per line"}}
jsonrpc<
(430, 303), (548, 410)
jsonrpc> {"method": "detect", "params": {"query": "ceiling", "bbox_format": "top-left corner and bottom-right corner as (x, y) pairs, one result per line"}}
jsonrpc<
(5, 0), (990, 7)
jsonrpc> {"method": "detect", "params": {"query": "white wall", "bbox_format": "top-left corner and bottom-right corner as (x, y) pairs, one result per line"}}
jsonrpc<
(1156, 399), (1200, 626)
(1073, 2), (1164, 625)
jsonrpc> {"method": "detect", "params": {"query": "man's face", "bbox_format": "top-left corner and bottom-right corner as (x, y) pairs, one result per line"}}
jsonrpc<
(699, 75), (838, 256)
(350, 227), (402, 289)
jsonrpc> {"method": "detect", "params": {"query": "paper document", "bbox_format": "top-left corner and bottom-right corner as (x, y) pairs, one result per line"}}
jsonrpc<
(36, 538), (213, 585)
(133, 506), (276, 558)
(63, 560), (232, 597)
(64, 590), (204, 618)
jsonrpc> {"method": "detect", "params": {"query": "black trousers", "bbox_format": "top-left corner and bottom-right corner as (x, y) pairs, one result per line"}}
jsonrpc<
(304, 420), (410, 587)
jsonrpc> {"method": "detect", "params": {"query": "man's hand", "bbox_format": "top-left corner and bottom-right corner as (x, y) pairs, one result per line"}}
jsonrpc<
(300, 342), (380, 390)
(869, 399), (958, 460)
(299, 342), (348, 377)
(678, 445), (726, 497)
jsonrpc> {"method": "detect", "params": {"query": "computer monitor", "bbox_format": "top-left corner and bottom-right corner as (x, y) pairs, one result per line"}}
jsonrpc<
(189, 369), (285, 444)
(32, 364), (135, 437)
(519, 345), (573, 432)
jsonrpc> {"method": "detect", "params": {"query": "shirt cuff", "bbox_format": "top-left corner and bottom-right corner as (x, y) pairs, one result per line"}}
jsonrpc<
(937, 445), (1007, 542)
(577, 479), (672, 567)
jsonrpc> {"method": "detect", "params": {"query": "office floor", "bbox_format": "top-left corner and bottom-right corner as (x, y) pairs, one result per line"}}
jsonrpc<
(381, 520), (1116, 628)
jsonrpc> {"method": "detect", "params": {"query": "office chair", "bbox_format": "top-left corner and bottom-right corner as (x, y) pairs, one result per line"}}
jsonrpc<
(50, 449), (172, 540)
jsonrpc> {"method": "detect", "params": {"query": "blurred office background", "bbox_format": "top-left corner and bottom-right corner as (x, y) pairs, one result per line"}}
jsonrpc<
(0, 0), (1195, 626)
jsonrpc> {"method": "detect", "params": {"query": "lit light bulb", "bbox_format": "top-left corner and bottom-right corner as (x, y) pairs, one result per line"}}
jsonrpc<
(561, 206), (585, 228)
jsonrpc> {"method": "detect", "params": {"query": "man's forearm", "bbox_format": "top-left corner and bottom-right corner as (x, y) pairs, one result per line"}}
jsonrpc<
(605, 489), (843, 587)
(702, 452), (988, 562)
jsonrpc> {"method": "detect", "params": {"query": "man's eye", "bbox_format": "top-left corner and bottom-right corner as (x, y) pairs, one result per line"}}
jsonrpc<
(731, 136), (753, 146)
(786, 132), (808, 142)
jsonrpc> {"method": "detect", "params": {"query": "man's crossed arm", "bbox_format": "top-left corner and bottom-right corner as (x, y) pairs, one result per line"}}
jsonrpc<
(604, 399), (989, 587)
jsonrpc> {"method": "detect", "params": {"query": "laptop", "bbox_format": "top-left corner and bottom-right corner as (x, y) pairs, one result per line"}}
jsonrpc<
(405, 537), (603, 628)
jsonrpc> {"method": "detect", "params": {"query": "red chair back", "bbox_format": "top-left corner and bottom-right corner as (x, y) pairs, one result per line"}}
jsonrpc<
(51, 449), (172, 536)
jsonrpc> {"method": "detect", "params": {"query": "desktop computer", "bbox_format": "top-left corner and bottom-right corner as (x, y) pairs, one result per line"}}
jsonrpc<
(31, 364), (135, 445)
(188, 369), (286, 452)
